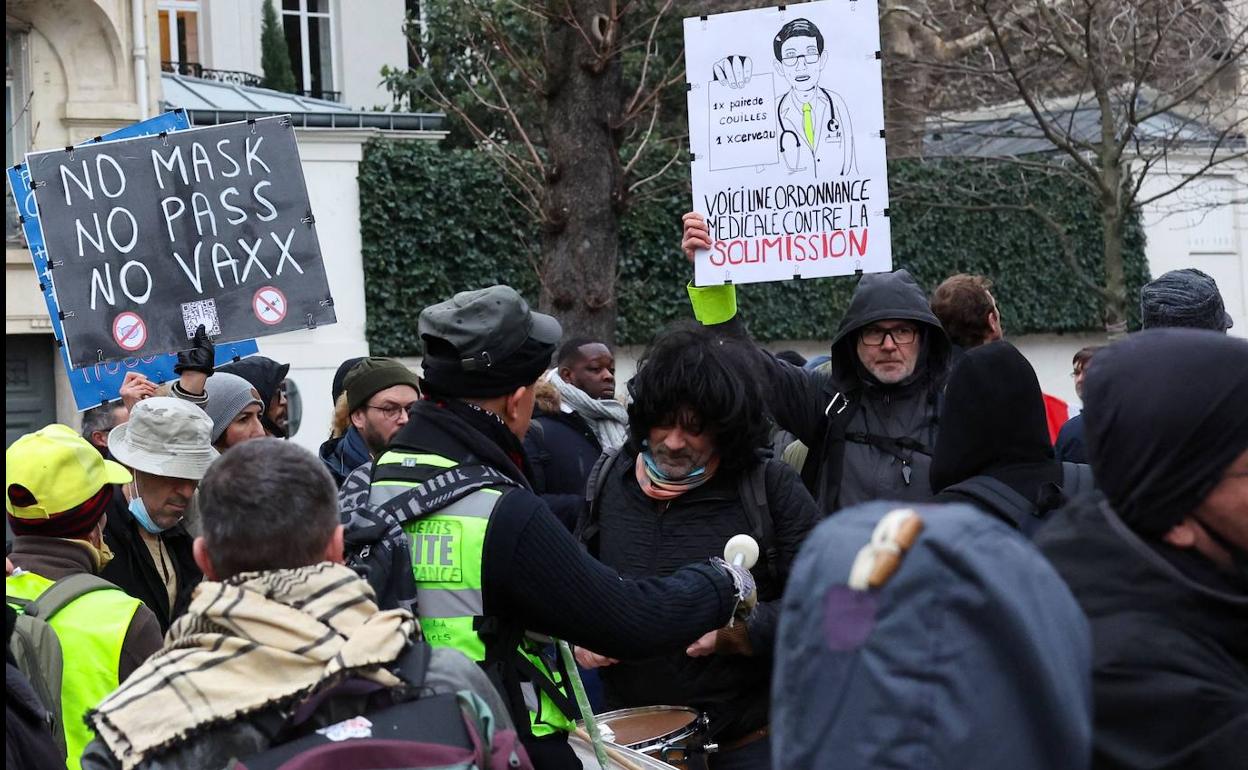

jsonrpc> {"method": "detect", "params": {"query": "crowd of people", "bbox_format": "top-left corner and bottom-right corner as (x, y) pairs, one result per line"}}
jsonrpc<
(6, 213), (1245, 770)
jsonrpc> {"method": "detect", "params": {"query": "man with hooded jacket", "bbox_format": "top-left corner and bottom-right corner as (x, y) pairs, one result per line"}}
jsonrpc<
(1036, 329), (1247, 769)
(681, 213), (951, 511)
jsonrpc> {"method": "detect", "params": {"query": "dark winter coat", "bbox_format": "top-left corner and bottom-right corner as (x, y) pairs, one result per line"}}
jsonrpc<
(712, 270), (950, 512)
(580, 446), (818, 744)
(100, 491), (201, 633)
(929, 341), (1070, 533)
(319, 426), (371, 488)
(1055, 414), (1089, 464)
(774, 501), (1093, 770)
(524, 410), (602, 497)
(1036, 497), (1248, 769)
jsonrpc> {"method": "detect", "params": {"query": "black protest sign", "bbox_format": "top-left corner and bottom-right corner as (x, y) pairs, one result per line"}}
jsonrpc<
(26, 115), (336, 367)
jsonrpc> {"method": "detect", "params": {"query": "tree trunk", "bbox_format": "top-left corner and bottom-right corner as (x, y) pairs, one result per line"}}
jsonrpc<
(881, 11), (932, 159)
(1099, 166), (1128, 335)
(539, 1), (625, 344)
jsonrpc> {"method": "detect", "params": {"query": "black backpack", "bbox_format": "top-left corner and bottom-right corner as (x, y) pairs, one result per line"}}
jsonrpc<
(579, 447), (781, 585)
(941, 462), (1094, 536)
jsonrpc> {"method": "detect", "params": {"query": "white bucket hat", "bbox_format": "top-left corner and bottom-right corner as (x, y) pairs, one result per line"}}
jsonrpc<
(108, 397), (218, 480)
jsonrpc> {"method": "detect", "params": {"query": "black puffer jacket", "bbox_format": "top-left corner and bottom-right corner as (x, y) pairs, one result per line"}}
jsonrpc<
(578, 446), (818, 744)
(1036, 497), (1248, 769)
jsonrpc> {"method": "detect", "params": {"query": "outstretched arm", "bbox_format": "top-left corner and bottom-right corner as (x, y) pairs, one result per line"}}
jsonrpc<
(483, 491), (746, 660)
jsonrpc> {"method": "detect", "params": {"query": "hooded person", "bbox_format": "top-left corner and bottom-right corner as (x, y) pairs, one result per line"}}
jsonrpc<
(929, 341), (1092, 535)
(217, 356), (291, 438)
(679, 225), (951, 511)
(5, 425), (164, 768)
(773, 501), (1092, 770)
(1036, 329), (1248, 769)
(102, 397), (217, 632)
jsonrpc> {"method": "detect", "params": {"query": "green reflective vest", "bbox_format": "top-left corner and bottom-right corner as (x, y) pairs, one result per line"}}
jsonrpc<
(7, 570), (142, 770)
(371, 449), (577, 737)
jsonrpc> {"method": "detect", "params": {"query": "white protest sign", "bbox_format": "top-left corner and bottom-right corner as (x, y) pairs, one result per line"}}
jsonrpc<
(685, 1), (892, 286)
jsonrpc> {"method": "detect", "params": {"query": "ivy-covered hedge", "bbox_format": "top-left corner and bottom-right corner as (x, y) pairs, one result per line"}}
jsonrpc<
(360, 140), (1147, 356)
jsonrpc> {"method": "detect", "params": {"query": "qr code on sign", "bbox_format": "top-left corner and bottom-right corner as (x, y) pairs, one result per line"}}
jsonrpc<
(181, 299), (221, 339)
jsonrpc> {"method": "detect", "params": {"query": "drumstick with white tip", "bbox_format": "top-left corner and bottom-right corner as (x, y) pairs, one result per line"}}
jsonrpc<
(724, 534), (759, 569)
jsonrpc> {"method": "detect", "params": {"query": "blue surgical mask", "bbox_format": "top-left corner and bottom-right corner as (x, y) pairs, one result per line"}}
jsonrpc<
(129, 480), (175, 535)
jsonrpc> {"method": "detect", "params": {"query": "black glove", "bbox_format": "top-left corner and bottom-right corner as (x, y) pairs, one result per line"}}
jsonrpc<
(174, 324), (216, 375)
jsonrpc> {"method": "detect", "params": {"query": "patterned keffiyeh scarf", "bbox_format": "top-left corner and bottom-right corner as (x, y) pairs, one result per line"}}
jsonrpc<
(87, 562), (416, 770)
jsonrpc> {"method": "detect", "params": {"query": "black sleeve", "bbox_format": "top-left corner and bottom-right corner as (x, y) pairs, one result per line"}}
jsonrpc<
(482, 490), (738, 660)
(746, 460), (820, 657)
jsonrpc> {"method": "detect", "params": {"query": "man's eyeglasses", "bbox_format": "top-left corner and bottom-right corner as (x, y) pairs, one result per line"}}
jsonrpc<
(860, 326), (918, 346)
(781, 52), (820, 66)
(365, 402), (414, 420)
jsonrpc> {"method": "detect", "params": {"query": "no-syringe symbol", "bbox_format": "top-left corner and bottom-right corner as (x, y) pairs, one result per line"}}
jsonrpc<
(253, 286), (288, 326)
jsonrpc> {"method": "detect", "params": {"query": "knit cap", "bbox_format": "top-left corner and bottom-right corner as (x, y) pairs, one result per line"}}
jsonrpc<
(203, 373), (263, 444)
(1140, 268), (1233, 331)
(344, 358), (420, 413)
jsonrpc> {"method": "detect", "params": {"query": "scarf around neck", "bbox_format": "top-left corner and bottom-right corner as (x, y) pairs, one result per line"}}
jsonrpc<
(87, 562), (416, 769)
(635, 450), (720, 501)
(547, 369), (629, 451)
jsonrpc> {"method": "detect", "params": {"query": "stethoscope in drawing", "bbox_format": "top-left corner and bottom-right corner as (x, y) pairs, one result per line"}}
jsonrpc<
(778, 88), (843, 159)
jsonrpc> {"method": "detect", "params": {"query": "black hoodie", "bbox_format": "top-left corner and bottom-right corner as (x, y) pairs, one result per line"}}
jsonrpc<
(929, 341), (1066, 532)
(719, 270), (951, 511)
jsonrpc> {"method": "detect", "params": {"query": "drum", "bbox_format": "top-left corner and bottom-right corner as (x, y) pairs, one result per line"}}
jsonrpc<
(583, 706), (708, 769)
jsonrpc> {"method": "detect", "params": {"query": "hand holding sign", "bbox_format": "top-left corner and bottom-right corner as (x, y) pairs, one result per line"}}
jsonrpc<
(681, 212), (712, 264)
(713, 55), (754, 88)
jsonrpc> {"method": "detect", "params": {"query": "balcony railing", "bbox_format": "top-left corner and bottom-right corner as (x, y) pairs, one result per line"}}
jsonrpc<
(162, 61), (263, 89)
(297, 88), (342, 103)
(162, 61), (342, 102)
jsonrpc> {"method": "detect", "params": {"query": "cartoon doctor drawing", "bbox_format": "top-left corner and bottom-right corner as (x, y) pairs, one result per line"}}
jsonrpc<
(712, 17), (857, 177)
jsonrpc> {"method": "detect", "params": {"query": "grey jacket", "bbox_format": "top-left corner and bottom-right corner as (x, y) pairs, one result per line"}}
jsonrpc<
(79, 646), (513, 770)
(711, 270), (950, 512)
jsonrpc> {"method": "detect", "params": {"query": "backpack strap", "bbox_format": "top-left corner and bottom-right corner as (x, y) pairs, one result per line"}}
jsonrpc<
(376, 464), (520, 526)
(390, 640), (432, 691)
(1060, 462), (1094, 499)
(738, 462), (781, 587)
(800, 391), (856, 499)
(17, 573), (118, 620)
(576, 446), (623, 549)
(942, 475), (1038, 531)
